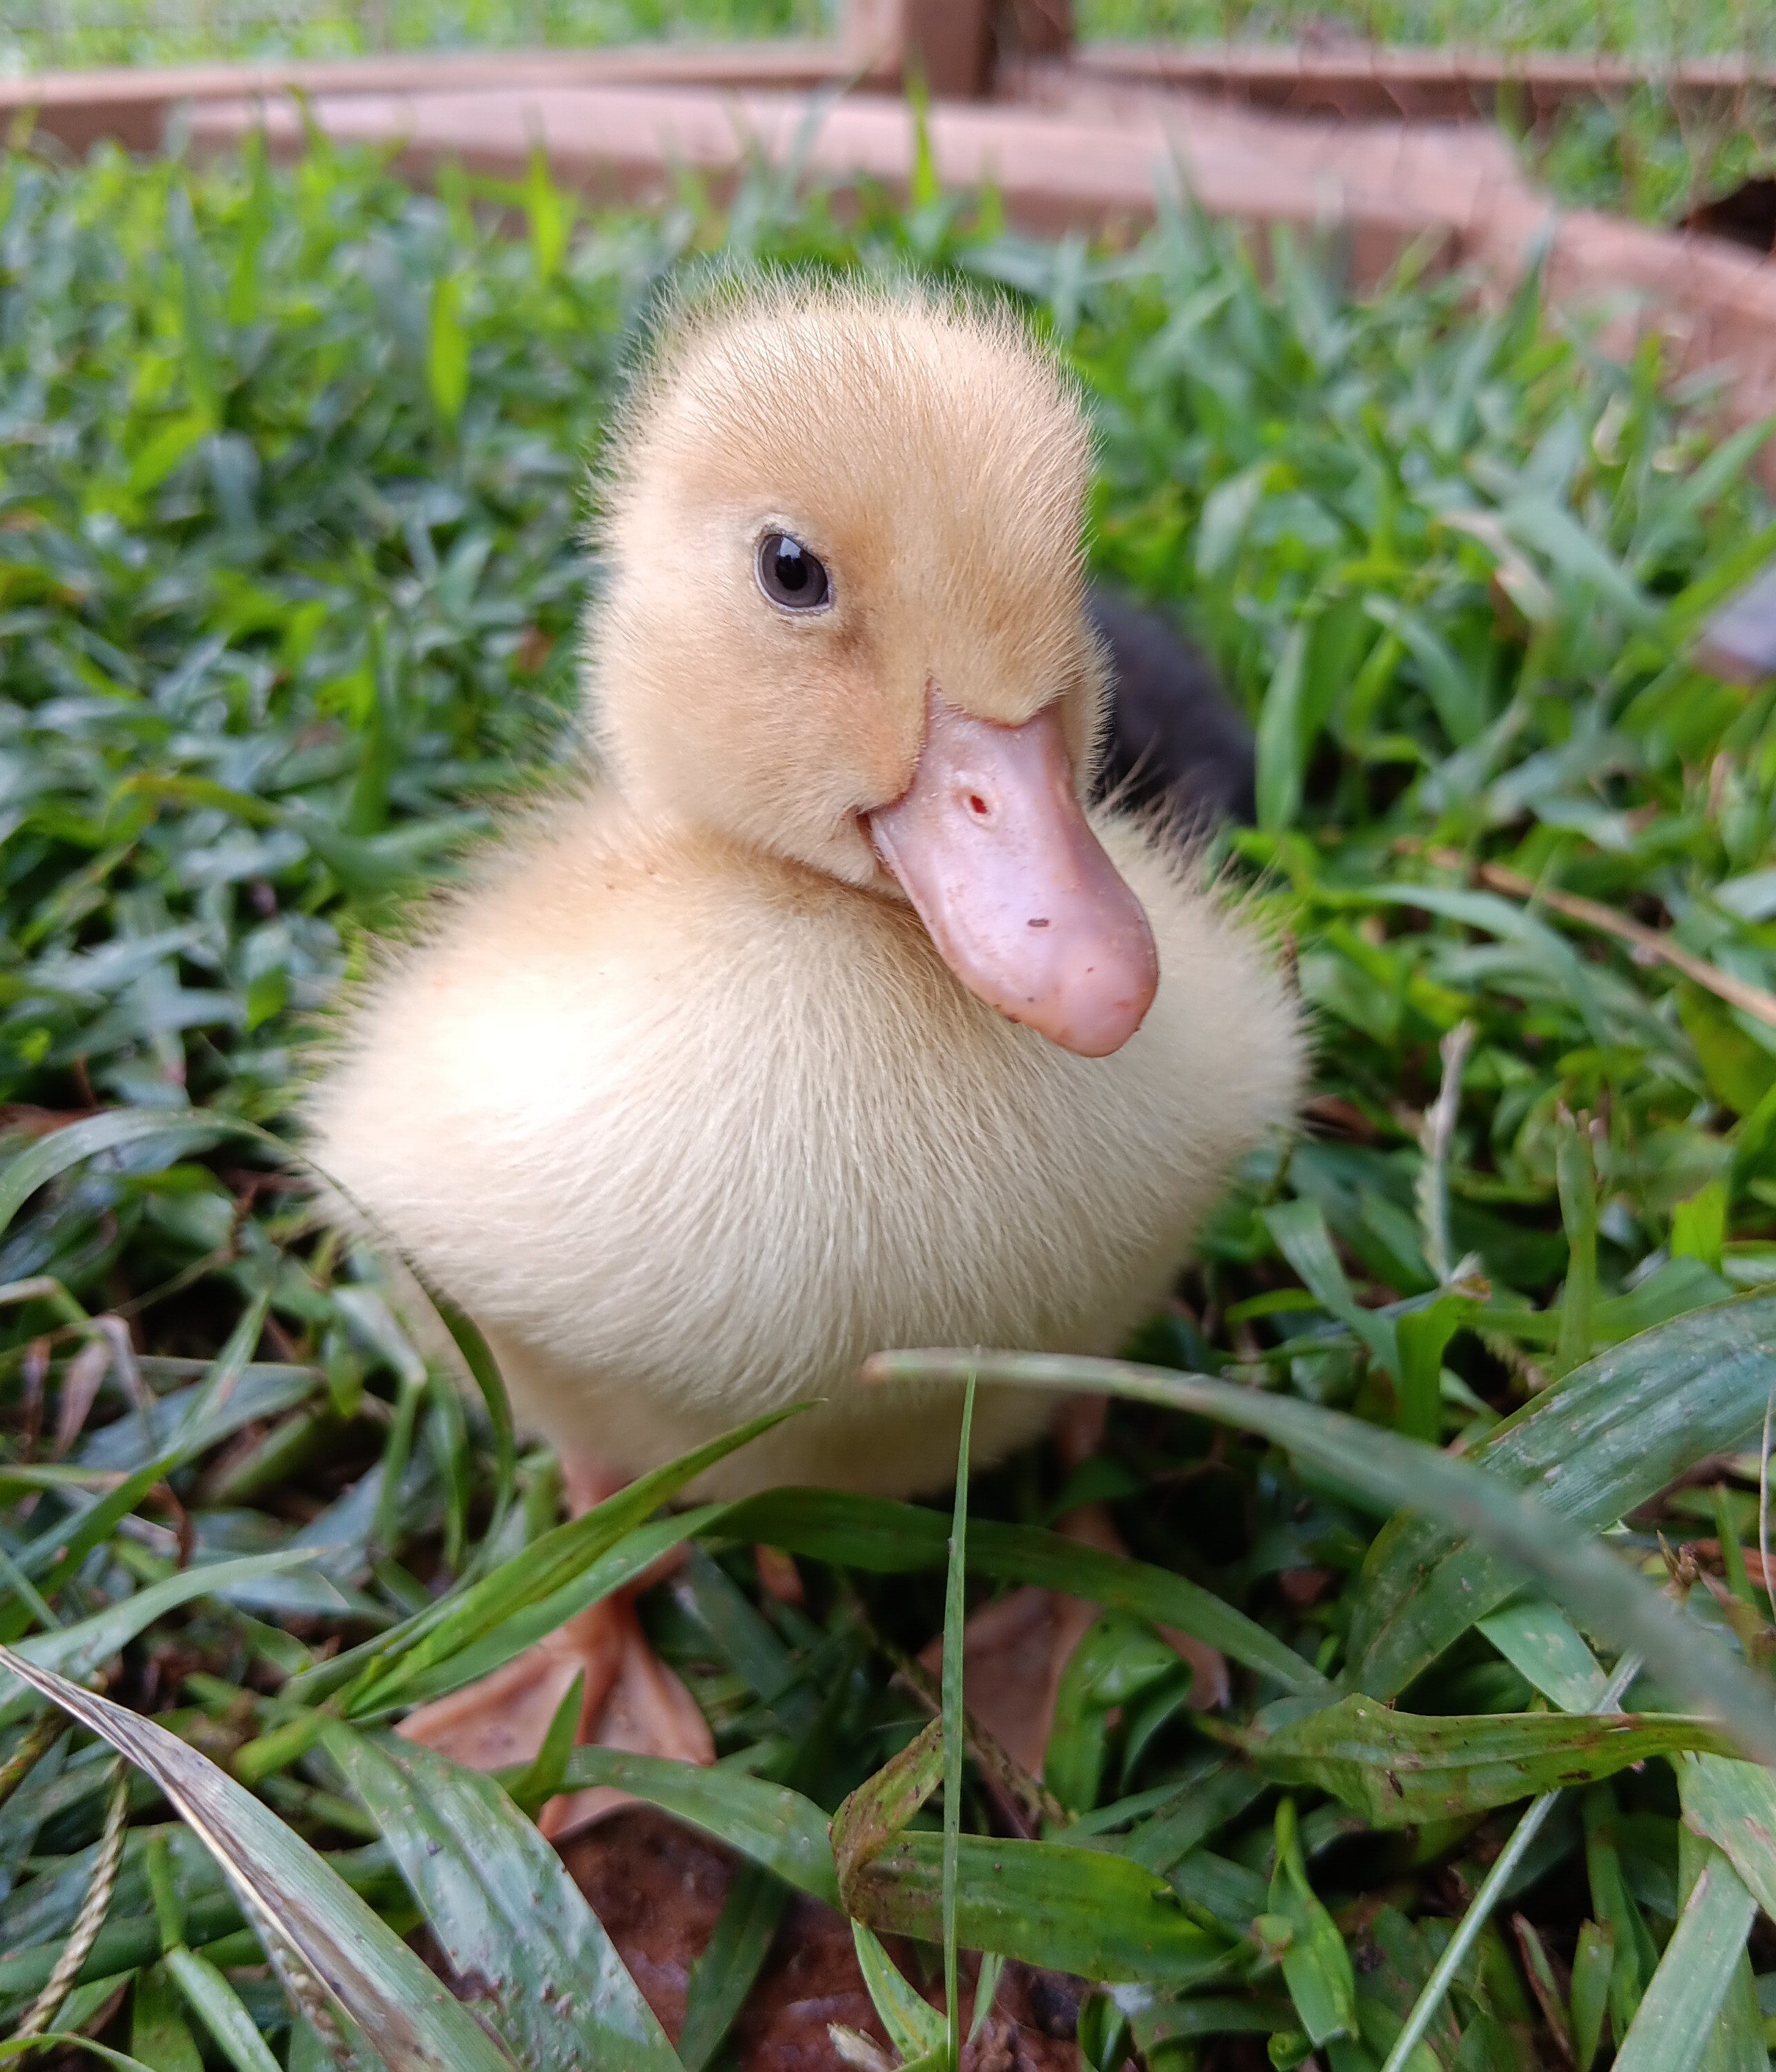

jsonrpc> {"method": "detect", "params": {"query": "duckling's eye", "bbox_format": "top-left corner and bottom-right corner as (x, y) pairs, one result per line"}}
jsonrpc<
(756, 532), (831, 614)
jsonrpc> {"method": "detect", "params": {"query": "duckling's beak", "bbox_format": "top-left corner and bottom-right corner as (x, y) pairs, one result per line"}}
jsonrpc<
(868, 689), (1159, 1057)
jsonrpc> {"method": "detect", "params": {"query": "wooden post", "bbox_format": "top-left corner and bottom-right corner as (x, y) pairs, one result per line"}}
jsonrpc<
(1001, 0), (1072, 60)
(845, 0), (1072, 97)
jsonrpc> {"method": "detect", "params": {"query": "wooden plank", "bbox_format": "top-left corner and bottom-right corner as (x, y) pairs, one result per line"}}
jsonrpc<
(1011, 67), (1528, 210)
(1056, 42), (1774, 125)
(182, 83), (1452, 279)
(0, 44), (861, 159)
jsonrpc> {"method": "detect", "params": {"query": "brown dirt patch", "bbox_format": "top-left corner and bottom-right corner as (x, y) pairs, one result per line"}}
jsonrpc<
(560, 1807), (1083, 2070)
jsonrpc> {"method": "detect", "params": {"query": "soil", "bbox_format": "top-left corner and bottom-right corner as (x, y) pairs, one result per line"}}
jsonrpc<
(560, 1807), (1085, 2071)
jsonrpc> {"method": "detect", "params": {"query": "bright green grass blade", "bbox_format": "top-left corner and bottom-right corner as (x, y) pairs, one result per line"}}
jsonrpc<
(170, 1284), (274, 1458)
(325, 1725), (681, 2072)
(1678, 1754), (1776, 1922)
(1263, 1197), (1398, 1374)
(1476, 1597), (1608, 1711)
(549, 1746), (840, 1905)
(0, 1550), (324, 1727)
(430, 1294), (516, 1569)
(1377, 1648), (1645, 2072)
(0, 2039), (164, 2071)
(1345, 1290), (1776, 1697)
(865, 1346), (1776, 1768)
(1045, 1613), (1183, 1818)
(1571, 1920), (1614, 2072)
(132, 1959), (205, 2072)
(7, 1456), (181, 1609)
(1362, 882), (1608, 1045)
(1609, 1850), (1757, 2072)
(828, 1711), (1227, 1985)
(1267, 1797), (1357, 2047)
(842, 1830), (1233, 1987)
(1126, 1990), (1296, 2055)
(164, 1948), (281, 2072)
(718, 1491), (1324, 1693)
(0, 1651), (520, 2072)
(0, 1898), (253, 2013)
(1554, 1104), (1601, 1377)
(0, 1111), (234, 1232)
(1114, 1758), (1267, 1874)
(501, 1669), (583, 1818)
(53, 1971), (140, 2044)
(677, 1864), (787, 2072)
(289, 1407), (799, 1711)
(5, 1342), (322, 1634)
(942, 1374), (975, 2070)
(366, 1506), (728, 1713)
(1246, 1694), (1733, 1826)
(852, 1921), (945, 2062)
(969, 1953), (1004, 2044)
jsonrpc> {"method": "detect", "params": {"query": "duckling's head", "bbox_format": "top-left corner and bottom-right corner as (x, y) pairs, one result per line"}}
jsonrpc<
(588, 280), (1157, 1057)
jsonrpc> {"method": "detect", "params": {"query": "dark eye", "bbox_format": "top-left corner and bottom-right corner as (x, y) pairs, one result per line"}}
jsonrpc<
(756, 531), (831, 614)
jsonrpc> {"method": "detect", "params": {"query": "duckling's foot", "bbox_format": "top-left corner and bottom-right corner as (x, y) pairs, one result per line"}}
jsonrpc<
(536, 1596), (715, 1840)
(397, 1451), (715, 1842)
(396, 1597), (625, 1774)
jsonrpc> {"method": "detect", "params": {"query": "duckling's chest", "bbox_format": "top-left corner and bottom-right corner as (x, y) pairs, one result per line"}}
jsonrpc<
(347, 851), (1211, 1407)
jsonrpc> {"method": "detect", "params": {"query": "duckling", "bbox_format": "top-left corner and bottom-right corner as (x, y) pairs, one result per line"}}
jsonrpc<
(308, 281), (1304, 1814)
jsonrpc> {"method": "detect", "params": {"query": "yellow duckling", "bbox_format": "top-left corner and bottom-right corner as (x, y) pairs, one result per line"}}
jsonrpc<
(308, 280), (1303, 1805)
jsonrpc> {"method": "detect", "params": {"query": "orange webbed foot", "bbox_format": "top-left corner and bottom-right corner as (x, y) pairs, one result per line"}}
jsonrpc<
(397, 1455), (715, 1840)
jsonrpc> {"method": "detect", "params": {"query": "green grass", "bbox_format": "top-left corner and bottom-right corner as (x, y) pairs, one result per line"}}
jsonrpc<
(5, 133), (1776, 2072)
(0, 0), (828, 70)
(1078, 0), (1773, 57)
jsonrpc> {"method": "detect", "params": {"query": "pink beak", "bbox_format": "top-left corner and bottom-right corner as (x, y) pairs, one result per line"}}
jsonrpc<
(867, 689), (1159, 1058)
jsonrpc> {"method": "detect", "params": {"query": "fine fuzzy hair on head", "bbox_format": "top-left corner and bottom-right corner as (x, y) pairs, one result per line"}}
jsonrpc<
(580, 274), (1110, 890)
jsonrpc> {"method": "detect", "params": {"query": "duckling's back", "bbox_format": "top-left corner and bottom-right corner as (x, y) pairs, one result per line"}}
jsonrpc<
(308, 794), (1302, 1500)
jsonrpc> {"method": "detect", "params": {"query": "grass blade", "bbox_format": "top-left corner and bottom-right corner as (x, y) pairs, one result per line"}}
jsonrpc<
(1608, 1853), (1757, 2072)
(720, 1493), (1324, 1693)
(0, 1650), (521, 2072)
(164, 1948), (282, 2072)
(373, 1506), (728, 1713)
(1247, 1693), (1731, 1825)
(843, 1830), (1232, 1987)
(1345, 1292), (1776, 1697)
(942, 1375), (975, 2069)
(1476, 1597), (1607, 1711)
(834, 1719), (944, 1901)
(866, 1348), (1776, 1767)
(326, 1725), (681, 2072)
(289, 1408), (800, 1711)
(0, 1551), (324, 1728)
(1678, 1754), (1776, 1922)
(852, 1921), (944, 2062)
(0, 1113), (232, 1232)
(1378, 1649), (1643, 2072)
(677, 1864), (787, 2072)
(548, 1746), (841, 1905)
